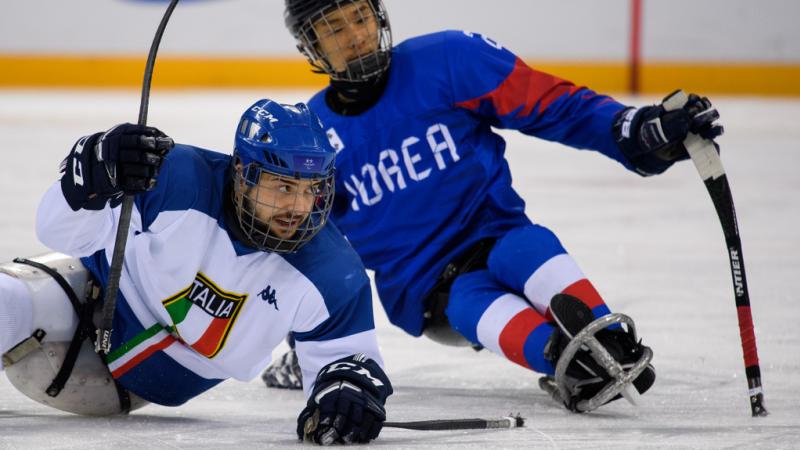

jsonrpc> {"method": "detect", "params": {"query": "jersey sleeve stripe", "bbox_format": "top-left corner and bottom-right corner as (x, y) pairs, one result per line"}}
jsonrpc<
(106, 323), (167, 363)
(109, 333), (177, 378)
(455, 57), (582, 118)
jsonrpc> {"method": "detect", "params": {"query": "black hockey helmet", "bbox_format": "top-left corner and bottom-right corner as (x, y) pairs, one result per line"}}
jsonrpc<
(284, 0), (392, 83)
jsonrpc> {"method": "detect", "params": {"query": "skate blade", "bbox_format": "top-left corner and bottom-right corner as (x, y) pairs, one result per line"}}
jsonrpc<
(621, 384), (641, 406)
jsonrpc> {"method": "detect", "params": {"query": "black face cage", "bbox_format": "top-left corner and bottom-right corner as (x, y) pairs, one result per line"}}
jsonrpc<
(294, 0), (392, 82)
(232, 163), (335, 254)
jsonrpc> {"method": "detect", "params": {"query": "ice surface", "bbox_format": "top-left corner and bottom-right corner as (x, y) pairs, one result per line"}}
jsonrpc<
(1, 90), (799, 448)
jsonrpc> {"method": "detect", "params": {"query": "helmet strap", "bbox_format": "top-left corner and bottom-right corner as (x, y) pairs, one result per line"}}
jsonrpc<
(326, 68), (389, 116)
(222, 180), (258, 248)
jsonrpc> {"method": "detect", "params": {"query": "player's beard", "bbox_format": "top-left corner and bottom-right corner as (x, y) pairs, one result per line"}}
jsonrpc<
(239, 193), (312, 253)
(226, 163), (334, 254)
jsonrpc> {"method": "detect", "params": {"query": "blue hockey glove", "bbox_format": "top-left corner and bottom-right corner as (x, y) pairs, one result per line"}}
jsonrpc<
(60, 123), (173, 211)
(613, 91), (723, 175)
(297, 354), (392, 445)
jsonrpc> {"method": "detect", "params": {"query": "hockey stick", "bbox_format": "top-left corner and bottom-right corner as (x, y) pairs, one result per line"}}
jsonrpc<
(95, 0), (180, 354)
(665, 91), (767, 417)
(384, 416), (524, 431)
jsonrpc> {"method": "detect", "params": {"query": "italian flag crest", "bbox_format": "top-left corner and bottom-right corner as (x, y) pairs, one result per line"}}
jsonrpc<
(161, 272), (248, 358)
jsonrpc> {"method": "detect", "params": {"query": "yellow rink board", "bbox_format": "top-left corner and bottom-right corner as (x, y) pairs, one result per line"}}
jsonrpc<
(1, 55), (798, 96)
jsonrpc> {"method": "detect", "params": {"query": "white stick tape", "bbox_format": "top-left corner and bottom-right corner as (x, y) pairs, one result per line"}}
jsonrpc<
(685, 133), (726, 181)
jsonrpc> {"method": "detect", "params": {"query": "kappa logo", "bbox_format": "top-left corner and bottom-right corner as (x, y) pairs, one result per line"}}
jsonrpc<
(161, 273), (248, 358)
(259, 285), (279, 311)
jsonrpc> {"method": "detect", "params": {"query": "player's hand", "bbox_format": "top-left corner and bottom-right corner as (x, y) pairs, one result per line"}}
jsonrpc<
(613, 91), (723, 175)
(60, 123), (173, 210)
(297, 354), (392, 445)
(95, 123), (174, 194)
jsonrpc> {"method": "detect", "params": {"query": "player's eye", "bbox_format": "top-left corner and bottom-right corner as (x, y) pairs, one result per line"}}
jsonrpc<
(306, 185), (321, 196)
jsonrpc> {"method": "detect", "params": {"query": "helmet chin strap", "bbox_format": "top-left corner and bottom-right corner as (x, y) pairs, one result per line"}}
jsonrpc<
(223, 181), (256, 245)
(327, 68), (389, 116)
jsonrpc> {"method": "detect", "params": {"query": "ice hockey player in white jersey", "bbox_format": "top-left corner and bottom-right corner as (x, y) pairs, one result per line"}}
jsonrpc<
(0, 99), (392, 445)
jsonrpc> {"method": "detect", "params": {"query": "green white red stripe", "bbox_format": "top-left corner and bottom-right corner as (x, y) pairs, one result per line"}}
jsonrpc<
(106, 324), (176, 378)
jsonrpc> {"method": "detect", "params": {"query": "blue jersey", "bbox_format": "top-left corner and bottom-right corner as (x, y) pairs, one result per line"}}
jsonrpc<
(37, 144), (382, 405)
(308, 30), (634, 336)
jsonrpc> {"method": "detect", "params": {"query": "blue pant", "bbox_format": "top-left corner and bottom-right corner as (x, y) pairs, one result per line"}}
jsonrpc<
(446, 224), (611, 374)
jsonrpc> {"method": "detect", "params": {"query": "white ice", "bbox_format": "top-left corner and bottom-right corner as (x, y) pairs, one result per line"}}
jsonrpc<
(1, 90), (799, 449)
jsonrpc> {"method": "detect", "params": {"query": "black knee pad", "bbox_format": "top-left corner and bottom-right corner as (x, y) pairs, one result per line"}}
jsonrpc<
(422, 291), (472, 347)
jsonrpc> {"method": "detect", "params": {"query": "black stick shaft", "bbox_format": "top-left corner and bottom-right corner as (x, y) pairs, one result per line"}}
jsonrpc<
(684, 131), (768, 417)
(384, 416), (523, 431)
(702, 174), (767, 417)
(96, 0), (180, 354)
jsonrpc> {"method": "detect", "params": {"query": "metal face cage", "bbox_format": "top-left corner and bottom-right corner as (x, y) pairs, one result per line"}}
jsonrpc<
(290, 0), (392, 82)
(231, 161), (334, 253)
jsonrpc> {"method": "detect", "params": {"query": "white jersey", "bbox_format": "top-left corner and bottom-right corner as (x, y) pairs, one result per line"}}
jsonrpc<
(36, 144), (381, 406)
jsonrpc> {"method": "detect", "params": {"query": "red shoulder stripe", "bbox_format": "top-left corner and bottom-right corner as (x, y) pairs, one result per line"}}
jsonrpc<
(456, 57), (582, 118)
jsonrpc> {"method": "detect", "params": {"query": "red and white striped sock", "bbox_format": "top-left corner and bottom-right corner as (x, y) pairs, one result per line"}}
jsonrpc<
(475, 293), (552, 372)
(522, 254), (610, 318)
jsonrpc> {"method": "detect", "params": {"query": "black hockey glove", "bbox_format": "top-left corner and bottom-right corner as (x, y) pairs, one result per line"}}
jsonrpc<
(613, 90), (723, 176)
(297, 354), (392, 445)
(60, 123), (173, 211)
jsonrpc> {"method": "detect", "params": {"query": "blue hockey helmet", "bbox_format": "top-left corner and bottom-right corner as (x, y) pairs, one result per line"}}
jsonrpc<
(284, 0), (392, 83)
(231, 99), (336, 253)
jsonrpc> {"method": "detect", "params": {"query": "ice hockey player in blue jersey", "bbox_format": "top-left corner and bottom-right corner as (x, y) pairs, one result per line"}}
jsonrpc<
(274, 0), (725, 412)
(0, 99), (392, 444)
